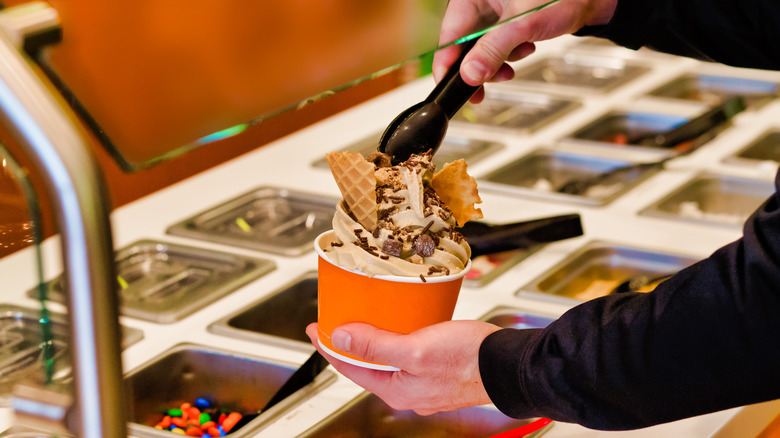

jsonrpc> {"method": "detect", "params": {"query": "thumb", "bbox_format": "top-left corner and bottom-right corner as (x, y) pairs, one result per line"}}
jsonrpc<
(332, 323), (410, 370)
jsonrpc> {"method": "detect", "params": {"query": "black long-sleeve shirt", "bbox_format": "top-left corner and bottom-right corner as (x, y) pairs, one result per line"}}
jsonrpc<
(478, 0), (780, 430)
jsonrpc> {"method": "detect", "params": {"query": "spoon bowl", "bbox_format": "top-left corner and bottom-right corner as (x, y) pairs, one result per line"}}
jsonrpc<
(378, 39), (480, 163)
(557, 95), (747, 196)
(378, 101), (449, 164)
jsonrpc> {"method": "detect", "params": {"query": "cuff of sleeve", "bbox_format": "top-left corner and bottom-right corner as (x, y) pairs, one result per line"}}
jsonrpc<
(573, 0), (655, 50)
(479, 328), (545, 419)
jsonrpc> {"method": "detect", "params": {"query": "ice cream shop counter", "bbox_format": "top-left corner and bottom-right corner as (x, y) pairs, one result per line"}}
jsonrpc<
(2, 35), (780, 437)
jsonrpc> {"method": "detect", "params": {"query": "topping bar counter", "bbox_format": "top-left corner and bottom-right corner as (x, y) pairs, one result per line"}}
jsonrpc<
(1, 35), (779, 437)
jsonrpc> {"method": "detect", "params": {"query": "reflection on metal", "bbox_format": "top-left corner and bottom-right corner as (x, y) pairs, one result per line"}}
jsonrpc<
(11, 383), (73, 437)
(0, 3), (126, 438)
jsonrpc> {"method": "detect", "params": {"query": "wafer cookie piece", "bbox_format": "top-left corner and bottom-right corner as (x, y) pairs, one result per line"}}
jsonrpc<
(326, 151), (378, 230)
(431, 159), (483, 227)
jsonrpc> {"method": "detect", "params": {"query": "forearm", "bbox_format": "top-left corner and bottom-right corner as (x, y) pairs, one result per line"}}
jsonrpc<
(577, 0), (780, 70)
(480, 171), (780, 430)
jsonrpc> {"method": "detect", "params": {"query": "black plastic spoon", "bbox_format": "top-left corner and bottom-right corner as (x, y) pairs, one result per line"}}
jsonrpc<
(460, 213), (584, 257)
(557, 95), (747, 196)
(230, 351), (329, 431)
(379, 39), (480, 164)
(632, 95), (746, 148)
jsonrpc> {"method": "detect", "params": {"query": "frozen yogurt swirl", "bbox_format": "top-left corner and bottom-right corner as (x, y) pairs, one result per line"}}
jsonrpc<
(324, 153), (471, 277)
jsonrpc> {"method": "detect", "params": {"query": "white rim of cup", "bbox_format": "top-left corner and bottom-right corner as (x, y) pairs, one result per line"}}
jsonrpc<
(318, 339), (401, 372)
(314, 231), (472, 283)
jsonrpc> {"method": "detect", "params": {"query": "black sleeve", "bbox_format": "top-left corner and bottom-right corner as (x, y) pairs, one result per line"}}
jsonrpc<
(479, 170), (780, 430)
(574, 0), (780, 70)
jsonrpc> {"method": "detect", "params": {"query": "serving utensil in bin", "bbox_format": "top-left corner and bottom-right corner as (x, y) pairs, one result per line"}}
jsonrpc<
(558, 96), (747, 195)
(556, 157), (672, 196)
(460, 213), (584, 257)
(262, 351), (329, 411)
(632, 95), (746, 148)
(231, 351), (329, 430)
(379, 39), (480, 164)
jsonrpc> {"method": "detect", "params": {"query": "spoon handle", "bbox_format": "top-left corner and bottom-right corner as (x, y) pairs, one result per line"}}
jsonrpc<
(426, 39), (480, 119)
(634, 95), (746, 148)
(261, 351), (329, 413)
(556, 159), (668, 196)
(461, 213), (583, 257)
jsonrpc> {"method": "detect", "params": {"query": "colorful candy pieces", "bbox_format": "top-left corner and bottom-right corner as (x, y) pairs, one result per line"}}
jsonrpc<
(154, 398), (244, 437)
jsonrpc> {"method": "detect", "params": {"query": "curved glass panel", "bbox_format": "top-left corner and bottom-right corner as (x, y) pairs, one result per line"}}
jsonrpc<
(0, 144), (59, 403)
(0, 146), (37, 258)
(29, 0), (557, 169)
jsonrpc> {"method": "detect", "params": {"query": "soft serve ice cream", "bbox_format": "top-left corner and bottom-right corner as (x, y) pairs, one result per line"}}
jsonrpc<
(316, 150), (482, 370)
(323, 150), (482, 278)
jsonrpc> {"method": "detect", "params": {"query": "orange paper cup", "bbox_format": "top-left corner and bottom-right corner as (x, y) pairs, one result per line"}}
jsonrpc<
(314, 231), (470, 371)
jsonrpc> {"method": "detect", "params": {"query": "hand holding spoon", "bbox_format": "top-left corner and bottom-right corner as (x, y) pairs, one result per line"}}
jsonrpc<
(379, 39), (480, 164)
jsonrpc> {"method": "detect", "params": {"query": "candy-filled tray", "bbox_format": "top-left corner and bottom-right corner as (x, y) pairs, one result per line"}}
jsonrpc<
(31, 240), (275, 324)
(167, 187), (337, 256)
(125, 344), (335, 437)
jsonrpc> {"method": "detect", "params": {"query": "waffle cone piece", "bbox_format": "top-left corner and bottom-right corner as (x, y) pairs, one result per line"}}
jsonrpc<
(326, 151), (378, 230)
(431, 159), (483, 227)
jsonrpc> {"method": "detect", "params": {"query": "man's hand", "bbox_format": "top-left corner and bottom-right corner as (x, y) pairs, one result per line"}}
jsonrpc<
(306, 320), (501, 415)
(434, 0), (618, 102)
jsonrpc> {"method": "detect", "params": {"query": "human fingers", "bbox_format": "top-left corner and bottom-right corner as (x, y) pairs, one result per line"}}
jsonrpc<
(466, 63), (511, 104)
(444, 44), (523, 104)
(329, 323), (418, 371)
(507, 41), (536, 63)
(473, 42), (533, 93)
(339, 321), (499, 412)
(458, 15), (539, 84)
(311, 321), (501, 413)
(432, 45), (462, 84)
(305, 323), (398, 393)
(469, 87), (486, 104)
(434, 0), (498, 82)
(460, 0), (595, 85)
